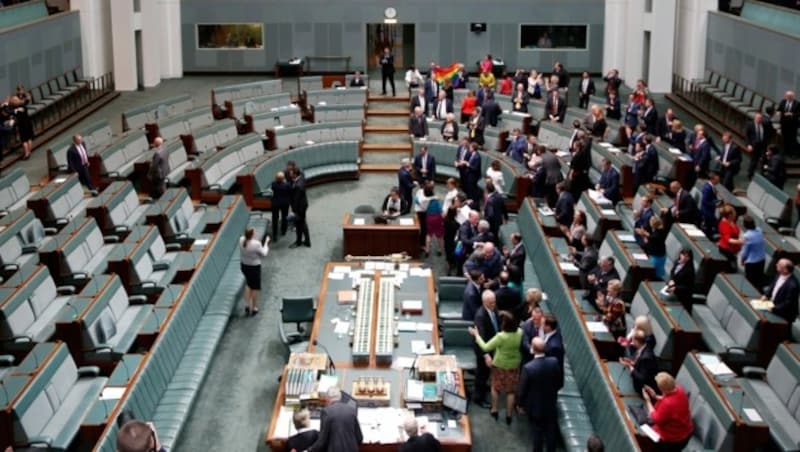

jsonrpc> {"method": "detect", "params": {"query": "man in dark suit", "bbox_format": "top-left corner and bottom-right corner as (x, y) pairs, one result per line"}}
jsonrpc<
(349, 70), (365, 87)
(661, 181), (699, 227)
(715, 131), (741, 191)
(778, 90), (799, 155)
(554, 182), (574, 232)
(656, 108), (677, 141)
(603, 69), (622, 96)
(517, 336), (563, 452)
(483, 183), (506, 238)
(633, 196), (655, 248)
(462, 269), (484, 321)
(763, 145), (786, 189)
(455, 138), (471, 182)
(473, 289), (498, 407)
(410, 87), (428, 115)
(289, 167), (310, 248)
(397, 158), (415, 206)
(635, 136), (659, 189)
(285, 409), (320, 452)
(457, 211), (480, 272)
(413, 145), (436, 183)
(746, 113), (770, 179)
(465, 241), (504, 284)
(583, 256), (620, 306)
(481, 92), (502, 128)
(399, 417), (441, 452)
(495, 271), (522, 319)
(764, 258), (800, 325)
(66, 134), (97, 193)
(503, 232), (526, 276)
(148, 137), (170, 199)
(378, 47), (395, 96)
(424, 75), (439, 110)
(573, 236), (599, 290)
(462, 144), (482, 205)
(578, 71), (595, 109)
(667, 248), (696, 310)
(505, 128), (527, 164)
(596, 158), (621, 205)
(619, 330), (658, 395)
(541, 315), (564, 370)
(408, 107), (429, 138)
(545, 90), (565, 123)
(700, 172), (720, 237)
(641, 98), (658, 136)
(693, 129), (712, 179)
(307, 387), (363, 452)
(432, 91), (453, 121)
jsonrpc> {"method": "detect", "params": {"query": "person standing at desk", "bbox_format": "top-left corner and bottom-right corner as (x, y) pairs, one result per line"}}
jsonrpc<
(398, 158), (415, 207)
(378, 47), (395, 96)
(286, 409), (319, 452)
(305, 387), (362, 452)
(240, 227), (269, 316)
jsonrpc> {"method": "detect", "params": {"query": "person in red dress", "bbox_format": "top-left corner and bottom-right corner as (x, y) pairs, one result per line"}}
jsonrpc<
(643, 372), (693, 451)
(717, 205), (743, 272)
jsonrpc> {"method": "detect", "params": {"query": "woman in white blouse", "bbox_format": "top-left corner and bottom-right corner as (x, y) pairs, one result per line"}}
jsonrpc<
(485, 160), (505, 195)
(442, 178), (460, 212)
(239, 227), (269, 316)
(527, 70), (544, 99)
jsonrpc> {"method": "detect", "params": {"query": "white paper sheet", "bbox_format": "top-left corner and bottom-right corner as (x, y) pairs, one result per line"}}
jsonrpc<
(416, 322), (434, 331)
(193, 238), (209, 246)
(632, 253), (649, 261)
(668, 147), (682, 155)
(538, 207), (554, 216)
(600, 209), (616, 216)
(617, 233), (636, 243)
(333, 320), (350, 335)
(392, 356), (416, 369)
(397, 321), (417, 332)
(640, 424), (661, 442)
(398, 218), (414, 226)
(411, 340), (435, 355)
(53, 177), (68, 184)
(599, 142), (612, 148)
(559, 261), (579, 272)
(328, 272), (345, 280)
(353, 218), (366, 225)
(743, 408), (763, 423)
(333, 265), (351, 274)
(100, 387), (126, 400)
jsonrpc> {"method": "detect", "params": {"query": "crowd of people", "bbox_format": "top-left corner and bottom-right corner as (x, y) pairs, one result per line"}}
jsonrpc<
(0, 85), (35, 169)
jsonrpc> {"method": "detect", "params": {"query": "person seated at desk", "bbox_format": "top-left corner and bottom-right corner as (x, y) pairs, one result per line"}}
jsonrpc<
(762, 258), (800, 326)
(666, 248), (695, 310)
(286, 409), (319, 452)
(596, 158), (621, 205)
(399, 417), (441, 452)
(571, 235), (598, 290)
(643, 373), (693, 451)
(306, 387), (362, 452)
(381, 187), (409, 218)
(349, 71), (365, 87)
(583, 256), (619, 304)
(619, 329), (658, 395)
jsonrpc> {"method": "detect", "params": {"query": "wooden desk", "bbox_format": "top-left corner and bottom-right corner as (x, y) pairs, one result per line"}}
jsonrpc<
(342, 213), (421, 259)
(265, 262), (471, 451)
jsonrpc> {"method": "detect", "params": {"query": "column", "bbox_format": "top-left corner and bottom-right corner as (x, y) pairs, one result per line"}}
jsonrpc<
(158, 0), (183, 79)
(110, 0), (137, 91)
(70, 0), (113, 78)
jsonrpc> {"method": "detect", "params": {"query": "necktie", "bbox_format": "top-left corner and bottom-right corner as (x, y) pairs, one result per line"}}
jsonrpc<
(723, 145), (729, 163)
(79, 145), (88, 166)
(674, 191), (680, 217)
(757, 124), (763, 142)
(489, 311), (498, 332)
(552, 98), (558, 114)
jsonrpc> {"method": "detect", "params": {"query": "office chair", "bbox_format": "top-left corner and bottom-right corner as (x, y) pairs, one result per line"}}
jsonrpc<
(354, 204), (376, 214)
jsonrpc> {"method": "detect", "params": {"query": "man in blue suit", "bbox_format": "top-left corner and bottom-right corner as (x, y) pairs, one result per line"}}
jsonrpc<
(397, 158), (415, 207)
(554, 182), (574, 234)
(464, 144), (482, 205)
(700, 171), (720, 237)
(542, 314), (564, 370)
(692, 129), (712, 180)
(424, 75), (439, 111)
(461, 269), (484, 321)
(634, 195), (655, 248)
(715, 131), (741, 191)
(517, 336), (563, 452)
(596, 158), (620, 205)
(483, 183), (507, 238)
(413, 145), (436, 183)
(505, 128), (527, 164)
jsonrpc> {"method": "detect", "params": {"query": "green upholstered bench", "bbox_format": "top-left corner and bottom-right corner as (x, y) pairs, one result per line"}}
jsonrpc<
(247, 105), (302, 134)
(305, 88), (367, 106)
(185, 119), (239, 155)
(0, 169), (35, 217)
(312, 103), (365, 122)
(122, 94), (193, 131)
(212, 80), (284, 108)
(147, 107), (215, 143)
(268, 120), (363, 150)
(226, 92), (293, 119)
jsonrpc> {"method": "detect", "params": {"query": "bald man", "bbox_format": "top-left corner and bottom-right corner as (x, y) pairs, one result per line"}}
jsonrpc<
(149, 136), (170, 199)
(472, 289), (498, 407)
(399, 417), (441, 452)
(517, 337), (562, 452)
(778, 91), (799, 155)
(763, 258), (800, 325)
(464, 241), (504, 282)
(117, 420), (165, 452)
(409, 106), (429, 138)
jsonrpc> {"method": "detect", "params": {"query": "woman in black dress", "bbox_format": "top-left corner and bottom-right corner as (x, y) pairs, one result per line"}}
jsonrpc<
(443, 207), (460, 276)
(568, 139), (592, 198)
(13, 85), (33, 159)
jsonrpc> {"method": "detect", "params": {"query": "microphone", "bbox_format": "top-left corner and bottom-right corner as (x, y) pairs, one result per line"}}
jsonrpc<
(312, 340), (336, 375)
(409, 353), (420, 380)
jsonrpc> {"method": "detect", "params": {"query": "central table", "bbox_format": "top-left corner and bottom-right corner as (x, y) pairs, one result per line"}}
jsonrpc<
(342, 213), (421, 259)
(265, 262), (472, 451)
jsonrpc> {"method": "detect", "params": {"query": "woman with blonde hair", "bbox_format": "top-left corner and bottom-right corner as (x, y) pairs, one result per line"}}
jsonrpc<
(239, 227), (269, 316)
(640, 215), (667, 279)
(644, 372), (694, 451)
(440, 112), (459, 142)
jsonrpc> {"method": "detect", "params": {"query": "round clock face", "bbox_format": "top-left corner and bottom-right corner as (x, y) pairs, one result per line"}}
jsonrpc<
(385, 7), (397, 19)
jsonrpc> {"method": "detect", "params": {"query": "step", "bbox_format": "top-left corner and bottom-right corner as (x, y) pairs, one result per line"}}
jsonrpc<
(360, 163), (401, 172)
(362, 143), (412, 152)
(364, 125), (409, 133)
(368, 95), (410, 102)
(367, 109), (409, 117)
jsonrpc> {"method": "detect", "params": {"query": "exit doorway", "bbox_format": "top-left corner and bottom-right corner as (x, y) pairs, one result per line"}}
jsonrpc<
(366, 23), (415, 74)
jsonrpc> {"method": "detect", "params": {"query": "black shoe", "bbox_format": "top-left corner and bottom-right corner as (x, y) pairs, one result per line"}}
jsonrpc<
(303, 241), (311, 247)
(244, 307), (251, 316)
(505, 416), (512, 426)
(490, 411), (498, 421)
(289, 242), (302, 248)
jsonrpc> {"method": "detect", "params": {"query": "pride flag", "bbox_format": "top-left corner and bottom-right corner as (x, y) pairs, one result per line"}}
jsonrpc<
(432, 63), (463, 85)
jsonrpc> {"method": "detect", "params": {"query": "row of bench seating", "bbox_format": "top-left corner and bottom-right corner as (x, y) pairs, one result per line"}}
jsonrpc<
(265, 119), (363, 151)
(211, 79), (284, 115)
(121, 94), (194, 132)
(144, 107), (215, 144)
(0, 169), (36, 218)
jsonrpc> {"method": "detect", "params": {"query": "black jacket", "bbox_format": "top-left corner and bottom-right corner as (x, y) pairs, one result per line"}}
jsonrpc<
(517, 355), (562, 419)
(766, 273), (800, 324)
(630, 344), (658, 394)
(290, 174), (308, 212)
(399, 433), (441, 452)
(308, 401), (363, 452)
(286, 429), (320, 452)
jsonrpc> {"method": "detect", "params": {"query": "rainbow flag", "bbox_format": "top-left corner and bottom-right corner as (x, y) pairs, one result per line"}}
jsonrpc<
(432, 63), (463, 85)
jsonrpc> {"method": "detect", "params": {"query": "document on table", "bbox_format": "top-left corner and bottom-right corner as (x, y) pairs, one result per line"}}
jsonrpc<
(559, 261), (579, 272)
(353, 218), (366, 225)
(416, 322), (434, 331)
(538, 206), (554, 216)
(100, 387), (126, 400)
(617, 233), (636, 243)
(333, 320), (350, 335)
(397, 321), (417, 332)
(668, 147), (682, 155)
(333, 265), (351, 274)
(411, 340), (435, 355)
(749, 299), (773, 311)
(328, 272), (345, 280)
(599, 142), (612, 148)
(392, 356), (416, 370)
(585, 321), (609, 333)
(743, 408), (763, 423)
(685, 228), (706, 238)
(409, 268), (432, 277)
(193, 238), (209, 246)
(600, 209), (616, 216)
(53, 177), (68, 184)
(398, 218), (414, 226)
(588, 189), (610, 204)
(640, 424), (661, 442)
(632, 253), (649, 261)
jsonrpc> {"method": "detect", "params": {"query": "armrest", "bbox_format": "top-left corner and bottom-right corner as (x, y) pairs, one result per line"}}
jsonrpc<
(21, 244), (38, 254)
(55, 217), (69, 226)
(726, 346), (748, 356)
(43, 227), (58, 235)
(164, 243), (182, 252)
(107, 171), (120, 178)
(72, 273), (89, 281)
(0, 209), (7, 218)
(742, 366), (767, 379)
(114, 225), (130, 234)
(692, 294), (707, 302)
(0, 355), (15, 366)
(77, 365), (101, 377)
(56, 285), (76, 295)
(732, 189), (746, 196)
(10, 335), (32, 343)
(128, 294), (149, 304)
(139, 281), (157, 288)
(152, 261), (169, 271)
(766, 217), (780, 226)
(103, 234), (120, 243)
(2, 263), (19, 273)
(27, 435), (53, 447)
(778, 227), (795, 235)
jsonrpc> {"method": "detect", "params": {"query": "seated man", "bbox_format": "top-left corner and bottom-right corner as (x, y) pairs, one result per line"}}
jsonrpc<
(399, 417), (441, 452)
(286, 409), (320, 452)
(117, 418), (167, 452)
(583, 255), (619, 303)
(381, 187), (409, 217)
(619, 329), (657, 394)
(349, 70), (365, 87)
(762, 258), (800, 325)
(596, 157), (620, 205)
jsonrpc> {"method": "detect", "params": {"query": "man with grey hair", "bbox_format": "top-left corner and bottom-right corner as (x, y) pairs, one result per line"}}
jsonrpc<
(472, 289), (498, 408)
(286, 408), (319, 452)
(583, 255), (619, 305)
(409, 105), (429, 138)
(305, 387), (362, 452)
(116, 420), (166, 452)
(148, 136), (170, 199)
(399, 416), (441, 452)
(778, 90), (798, 155)
(398, 158), (415, 207)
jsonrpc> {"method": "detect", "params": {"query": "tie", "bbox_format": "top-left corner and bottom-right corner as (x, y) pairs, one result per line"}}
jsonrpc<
(79, 145), (88, 166)
(489, 311), (498, 332)
(723, 145), (729, 163)
(757, 124), (763, 142)
(552, 98), (558, 114)
(674, 191), (680, 217)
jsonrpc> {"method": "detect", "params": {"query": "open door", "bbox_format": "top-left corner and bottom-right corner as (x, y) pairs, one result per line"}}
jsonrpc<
(366, 23), (415, 73)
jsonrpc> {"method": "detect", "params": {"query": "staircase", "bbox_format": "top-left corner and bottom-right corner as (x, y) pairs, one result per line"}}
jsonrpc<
(360, 93), (412, 173)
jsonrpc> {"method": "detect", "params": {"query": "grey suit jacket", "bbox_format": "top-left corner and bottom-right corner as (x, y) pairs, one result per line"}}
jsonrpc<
(308, 401), (363, 452)
(151, 146), (170, 181)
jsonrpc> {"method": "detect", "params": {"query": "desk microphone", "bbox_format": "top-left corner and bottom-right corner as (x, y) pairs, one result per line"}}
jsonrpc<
(312, 340), (336, 375)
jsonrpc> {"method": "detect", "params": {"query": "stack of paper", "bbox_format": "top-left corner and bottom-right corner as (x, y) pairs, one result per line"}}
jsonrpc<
(398, 218), (415, 226)
(617, 233), (636, 242)
(559, 261), (579, 272)
(600, 208), (617, 216)
(585, 321), (609, 333)
(353, 218), (366, 225)
(749, 299), (774, 311)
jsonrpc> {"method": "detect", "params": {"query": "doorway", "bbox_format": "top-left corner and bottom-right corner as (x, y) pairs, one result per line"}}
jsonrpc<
(366, 23), (415, 74)
(642, 30), (651, 86)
